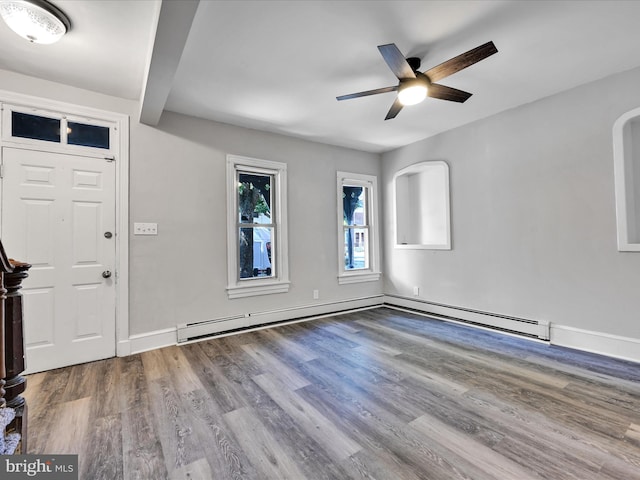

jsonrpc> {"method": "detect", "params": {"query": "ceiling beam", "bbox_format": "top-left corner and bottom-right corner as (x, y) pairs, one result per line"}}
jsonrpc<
(139, 0), (199, 126)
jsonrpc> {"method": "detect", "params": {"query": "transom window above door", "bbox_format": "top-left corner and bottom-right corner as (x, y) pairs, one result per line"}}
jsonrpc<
(2, 104), (115, 154)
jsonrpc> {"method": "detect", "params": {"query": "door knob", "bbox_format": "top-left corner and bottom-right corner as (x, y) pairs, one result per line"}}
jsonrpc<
(102, 270), (112, 278)
(104, 231), (113, 239)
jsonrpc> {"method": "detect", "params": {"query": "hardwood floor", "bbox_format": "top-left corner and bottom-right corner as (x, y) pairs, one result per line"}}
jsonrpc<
(24, 307), (640, 479)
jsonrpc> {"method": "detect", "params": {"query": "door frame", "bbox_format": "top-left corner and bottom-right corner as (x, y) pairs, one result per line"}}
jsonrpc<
(0, 90), (130, 358)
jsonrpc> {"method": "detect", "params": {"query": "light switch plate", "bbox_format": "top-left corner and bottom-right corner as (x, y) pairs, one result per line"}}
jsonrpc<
(134, 222), (158, 235)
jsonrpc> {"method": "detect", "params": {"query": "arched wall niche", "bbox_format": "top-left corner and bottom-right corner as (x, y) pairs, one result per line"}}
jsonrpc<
(393, 160), (451, 250)
(613, 107), (640, 251)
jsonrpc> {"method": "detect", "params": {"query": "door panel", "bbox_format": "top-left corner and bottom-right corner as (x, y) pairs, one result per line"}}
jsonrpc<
(1, 146), (116, 373)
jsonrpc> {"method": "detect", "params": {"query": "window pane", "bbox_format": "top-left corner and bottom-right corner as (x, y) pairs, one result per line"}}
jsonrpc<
(239, 227), (274, 278)
(343, 186), (366, 226)
(238, 172), (272, 224)
(344, 227), (369, 270)
(12, 111), (60, 142)
(68, 121), (110, 149)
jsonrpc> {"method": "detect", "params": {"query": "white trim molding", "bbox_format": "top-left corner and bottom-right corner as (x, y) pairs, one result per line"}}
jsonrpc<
(128, 327), (177, 355)
(550, 324), (640, 364)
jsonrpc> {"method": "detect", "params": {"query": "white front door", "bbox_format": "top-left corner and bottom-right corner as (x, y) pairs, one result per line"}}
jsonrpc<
(1, 146), (116, 373)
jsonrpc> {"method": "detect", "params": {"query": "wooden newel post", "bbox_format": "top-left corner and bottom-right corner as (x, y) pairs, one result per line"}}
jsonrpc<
(0, 240), (13, 409)
(0, 271), (6, 408)
(4, 259), (31, 449)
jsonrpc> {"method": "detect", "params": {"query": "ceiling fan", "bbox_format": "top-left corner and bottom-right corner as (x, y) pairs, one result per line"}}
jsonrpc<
(337, 41), (498, 120)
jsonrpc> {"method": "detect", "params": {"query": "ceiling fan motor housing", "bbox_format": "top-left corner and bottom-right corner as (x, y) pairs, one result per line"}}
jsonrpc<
(406, 57), (421, 72)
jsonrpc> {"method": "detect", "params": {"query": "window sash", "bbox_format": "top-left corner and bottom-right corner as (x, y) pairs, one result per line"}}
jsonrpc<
(227, 155), (289, 298)
(343, 225), (370, 270)
(337, 171), (380, 284)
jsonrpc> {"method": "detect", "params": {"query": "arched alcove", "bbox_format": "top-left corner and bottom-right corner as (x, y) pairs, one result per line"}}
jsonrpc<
(613, 107), (640, 251)
(393, 161), (451, 250)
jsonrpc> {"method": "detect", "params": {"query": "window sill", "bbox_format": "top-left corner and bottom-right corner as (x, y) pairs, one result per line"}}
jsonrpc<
(338, 271), (381, 285)
(227, 280), (290, 299)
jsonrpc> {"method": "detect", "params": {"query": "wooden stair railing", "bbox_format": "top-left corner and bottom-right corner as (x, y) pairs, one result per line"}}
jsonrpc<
(4, 259), (31, 453)
(0, 239), (30, 454)
(0, 240), (11, 409)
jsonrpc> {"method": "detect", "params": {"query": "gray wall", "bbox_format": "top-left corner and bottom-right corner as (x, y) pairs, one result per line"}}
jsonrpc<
(129, 112), (382, 334)
(382, 66), (640, 340)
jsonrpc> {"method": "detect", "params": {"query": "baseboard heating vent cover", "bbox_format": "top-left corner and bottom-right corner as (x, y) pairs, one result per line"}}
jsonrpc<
(384, 295), (550, 341)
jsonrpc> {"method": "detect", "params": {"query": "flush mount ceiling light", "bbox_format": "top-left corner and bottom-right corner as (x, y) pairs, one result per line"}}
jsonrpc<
(0, 0), (70, 44)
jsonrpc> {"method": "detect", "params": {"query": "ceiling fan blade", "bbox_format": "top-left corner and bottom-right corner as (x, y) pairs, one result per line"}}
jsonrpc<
(424, 41), (498, 83)
(385, 97), (404, 120)
(378, 44), (416, 80)
(336, 85), (398, 101)
(428, 83), (473, 103)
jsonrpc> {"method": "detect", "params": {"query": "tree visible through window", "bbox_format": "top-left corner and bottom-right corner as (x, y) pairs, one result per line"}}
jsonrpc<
(237, 172), (274, 279)
(226, 155), (289, 299)
(337, 171), (380, 284)
(343, 185), (369, 270)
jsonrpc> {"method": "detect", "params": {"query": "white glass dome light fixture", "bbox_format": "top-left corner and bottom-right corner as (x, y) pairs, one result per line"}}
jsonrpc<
(397, 78), (429, 106)
(0, 0), (70, 44)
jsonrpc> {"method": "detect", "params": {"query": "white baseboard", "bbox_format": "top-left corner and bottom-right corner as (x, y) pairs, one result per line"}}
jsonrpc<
(117, 297), (383, 355)
(177, 295), (384, 343)
(551, 324), (640, 364)
(384, 295), (549, 340)
(127, 327), (177, 355)
(116, 340), (131, 357)
(119, 296), (640, 366)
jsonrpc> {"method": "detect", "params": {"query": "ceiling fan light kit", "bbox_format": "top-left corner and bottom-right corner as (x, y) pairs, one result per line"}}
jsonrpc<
(0, 0), (70, 44)
(398, 79), (428, 106)
(337, 41), (498, 119)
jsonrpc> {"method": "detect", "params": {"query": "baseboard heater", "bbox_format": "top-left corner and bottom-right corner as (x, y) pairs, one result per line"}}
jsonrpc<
(176, 295), (384, 343)
(177, 294), (548, 344)
(384, 294), (550, 341)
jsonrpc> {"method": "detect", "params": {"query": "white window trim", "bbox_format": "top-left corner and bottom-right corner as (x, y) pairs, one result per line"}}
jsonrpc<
(226, 154), (290, 298)
(337, 171), (381, 284)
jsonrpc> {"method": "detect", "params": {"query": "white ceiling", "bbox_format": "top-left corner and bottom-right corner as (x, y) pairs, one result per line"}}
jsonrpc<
(2, 0), (640, 153)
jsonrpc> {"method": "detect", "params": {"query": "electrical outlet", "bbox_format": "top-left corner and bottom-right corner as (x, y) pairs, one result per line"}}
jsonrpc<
(313, 289), (319, 300)
(413, 286), (420, 296)
(134, 222), (158, 235)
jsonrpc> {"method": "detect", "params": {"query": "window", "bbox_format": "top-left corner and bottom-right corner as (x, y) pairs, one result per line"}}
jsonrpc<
(12, 111), (61, 142)
(3, 104), (112, 152)
(226, 155), (289, 298)
(337, 171), (381, 284)
(67, 121), (110, 149)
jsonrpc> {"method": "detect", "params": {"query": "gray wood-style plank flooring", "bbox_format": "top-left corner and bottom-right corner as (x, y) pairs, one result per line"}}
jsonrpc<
(24, 307), (640, 479)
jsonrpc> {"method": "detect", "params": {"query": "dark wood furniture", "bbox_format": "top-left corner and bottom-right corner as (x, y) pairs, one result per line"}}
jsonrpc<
(0, 239), (30, 453)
